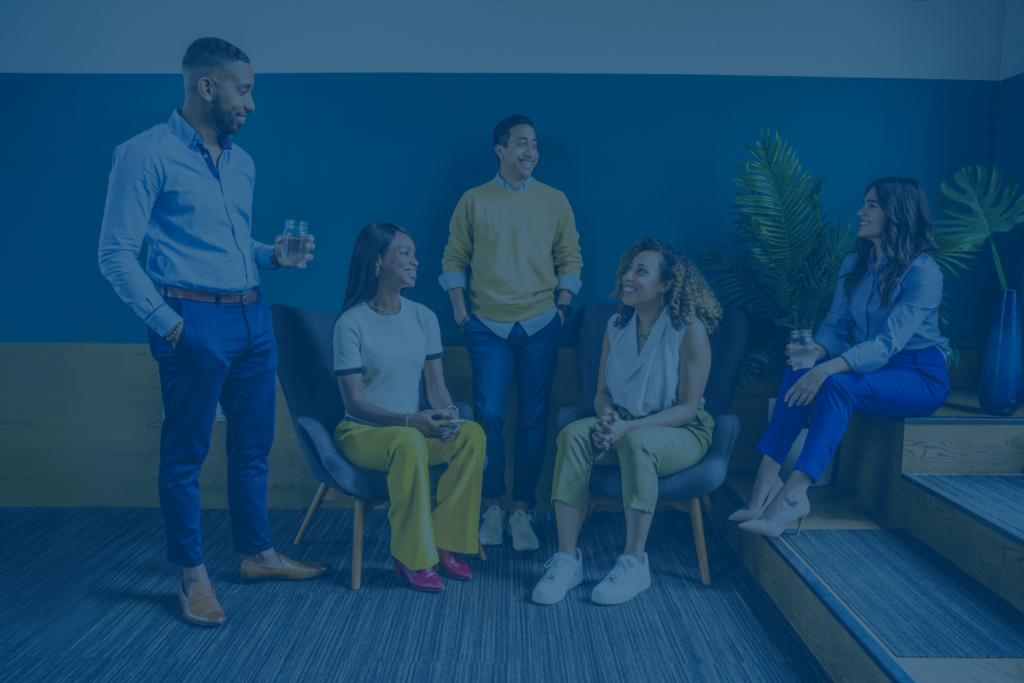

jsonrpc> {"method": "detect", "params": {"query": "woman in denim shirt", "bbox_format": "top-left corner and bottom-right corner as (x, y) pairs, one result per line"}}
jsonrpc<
(731, 177), (951, 537)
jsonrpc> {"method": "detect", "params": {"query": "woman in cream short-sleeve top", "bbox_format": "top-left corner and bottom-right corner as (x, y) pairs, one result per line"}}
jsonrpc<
(332, 222), (486, 592)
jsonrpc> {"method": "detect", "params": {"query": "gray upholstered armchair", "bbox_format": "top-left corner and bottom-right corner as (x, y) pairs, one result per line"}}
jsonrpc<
(556, 302), (748, 585)
(271, 303), (482, 590)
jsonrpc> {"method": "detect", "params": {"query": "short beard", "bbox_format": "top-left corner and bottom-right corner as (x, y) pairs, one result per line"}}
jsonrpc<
(211, 96), (240, 135)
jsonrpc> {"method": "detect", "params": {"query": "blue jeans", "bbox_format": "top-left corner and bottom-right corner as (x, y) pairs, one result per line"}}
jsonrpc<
(147, 297), (276, 567)
(463, 313), (561, 508)
(757, 347), (951, 483)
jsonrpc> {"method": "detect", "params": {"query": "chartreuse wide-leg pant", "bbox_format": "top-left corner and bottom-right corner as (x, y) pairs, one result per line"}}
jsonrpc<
(551, 408), (715, 514)
(333, 419), (485, 570)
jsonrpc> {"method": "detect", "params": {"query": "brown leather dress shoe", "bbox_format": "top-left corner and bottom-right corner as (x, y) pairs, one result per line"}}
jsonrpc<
(178, 582), (226, 626)
(239, 553), (330, 581)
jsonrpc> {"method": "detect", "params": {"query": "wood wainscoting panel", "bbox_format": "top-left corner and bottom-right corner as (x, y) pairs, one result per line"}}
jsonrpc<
(3, 343), (760, 509)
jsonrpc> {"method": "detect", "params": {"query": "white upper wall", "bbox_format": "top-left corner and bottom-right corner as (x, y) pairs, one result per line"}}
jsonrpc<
(1004, 0), (1024, 79)
(0, 0), (1013, 80)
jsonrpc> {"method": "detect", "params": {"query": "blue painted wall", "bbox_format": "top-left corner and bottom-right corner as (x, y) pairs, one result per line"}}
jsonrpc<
(995, 72), (1024, 298)
(0, 73), (1004, 345)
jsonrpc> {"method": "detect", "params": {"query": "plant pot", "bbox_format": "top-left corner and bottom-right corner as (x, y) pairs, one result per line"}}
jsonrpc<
(979, 289), (1023, 416)
(767, 399), (834, 486)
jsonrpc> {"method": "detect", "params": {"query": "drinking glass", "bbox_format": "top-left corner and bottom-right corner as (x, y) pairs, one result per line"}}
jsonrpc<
(789, 329), (816, 370)
(281, 220), (311, 267)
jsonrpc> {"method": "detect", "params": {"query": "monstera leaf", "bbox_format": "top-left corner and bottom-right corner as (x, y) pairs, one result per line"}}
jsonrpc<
(936, 166), (1024, 290)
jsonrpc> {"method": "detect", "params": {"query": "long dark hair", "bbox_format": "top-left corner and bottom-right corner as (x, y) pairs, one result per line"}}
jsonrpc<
(610, 238), (722, 333)
(841, 177), (938, 311)
(338, 222), (410, 320)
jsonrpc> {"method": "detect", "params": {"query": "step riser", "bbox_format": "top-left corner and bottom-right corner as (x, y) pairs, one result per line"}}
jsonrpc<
(903, 423), (1024, 474)
(837, 415), (1024, 615)
(711, 489), (911, 683)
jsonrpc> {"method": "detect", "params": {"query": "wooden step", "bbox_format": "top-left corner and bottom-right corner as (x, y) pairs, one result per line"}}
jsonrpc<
(713, 474), (1024, 683)
(901, 473), (1024, 614)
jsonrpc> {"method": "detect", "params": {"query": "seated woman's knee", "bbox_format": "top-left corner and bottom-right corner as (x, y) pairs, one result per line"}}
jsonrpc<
(388, 428), (429, 463)
(455, 420), (486, 450)
(557, 418), (596, 449)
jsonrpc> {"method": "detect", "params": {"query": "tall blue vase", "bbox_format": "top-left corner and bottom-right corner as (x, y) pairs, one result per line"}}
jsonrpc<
(979, 289), (1023, 415)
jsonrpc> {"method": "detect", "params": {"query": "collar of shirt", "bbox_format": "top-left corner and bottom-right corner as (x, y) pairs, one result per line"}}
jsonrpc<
(169, 110), (233, 178)
(495, 172), (532, 192)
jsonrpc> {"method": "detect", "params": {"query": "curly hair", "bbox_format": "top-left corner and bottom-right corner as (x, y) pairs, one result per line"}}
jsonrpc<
(610, 238), (722, 333)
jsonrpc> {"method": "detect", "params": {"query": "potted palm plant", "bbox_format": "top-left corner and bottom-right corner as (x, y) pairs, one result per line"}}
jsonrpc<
(701, 131), (855, 485)
(936, 166), (1024, 415)
(700, 131), (855, 388)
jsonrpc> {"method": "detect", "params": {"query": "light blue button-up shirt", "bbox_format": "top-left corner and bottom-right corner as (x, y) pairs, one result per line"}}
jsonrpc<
(98, 110), (277, 336)
(814, 250), (950, 374)
(437, 172), (581, 339)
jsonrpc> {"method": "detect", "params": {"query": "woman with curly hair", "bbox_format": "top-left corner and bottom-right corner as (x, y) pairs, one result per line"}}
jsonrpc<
(532, 238), (722, 606)
(731, 178), (950, 538)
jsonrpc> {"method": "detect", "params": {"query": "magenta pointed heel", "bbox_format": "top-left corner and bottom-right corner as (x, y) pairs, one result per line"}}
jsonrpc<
(392, 557), (445, 592)
(437, 549), (473, 580)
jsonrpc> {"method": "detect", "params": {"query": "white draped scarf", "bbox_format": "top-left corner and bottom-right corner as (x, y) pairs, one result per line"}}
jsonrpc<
(605, 309), (705, 418)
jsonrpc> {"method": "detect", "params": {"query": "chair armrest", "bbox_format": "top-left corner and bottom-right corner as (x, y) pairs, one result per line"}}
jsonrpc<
(557, 406), (596, 433)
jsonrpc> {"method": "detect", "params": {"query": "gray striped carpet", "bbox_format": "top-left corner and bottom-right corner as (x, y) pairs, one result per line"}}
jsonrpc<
(788, 529), (1024, 658)
(920, 474), (1024, 533)
(0, 507), (829, 683)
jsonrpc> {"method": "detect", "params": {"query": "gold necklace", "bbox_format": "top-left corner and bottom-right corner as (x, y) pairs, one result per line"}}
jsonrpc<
(636, 317), (650, 340)
(367, 300), (401, 315)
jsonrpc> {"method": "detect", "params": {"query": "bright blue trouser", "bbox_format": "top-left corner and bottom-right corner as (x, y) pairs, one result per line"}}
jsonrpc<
(463, 313), (561, 508)
(757, 347), (951, 483)
(147, 297), (276, 567)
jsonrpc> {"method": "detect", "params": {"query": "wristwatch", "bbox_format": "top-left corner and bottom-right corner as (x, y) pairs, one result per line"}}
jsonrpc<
(270, 249), (281, 268)
(556, 304), (572, 320)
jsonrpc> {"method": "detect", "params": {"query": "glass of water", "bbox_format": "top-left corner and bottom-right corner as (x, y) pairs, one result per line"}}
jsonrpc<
(281, 220), (311, 267)
(789, 329), (816, 370)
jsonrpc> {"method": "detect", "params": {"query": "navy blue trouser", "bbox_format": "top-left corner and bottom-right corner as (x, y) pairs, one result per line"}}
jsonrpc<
(147, 297), (276, 567)
(464, 314), (561, 509)
(758, 347), (951, 483)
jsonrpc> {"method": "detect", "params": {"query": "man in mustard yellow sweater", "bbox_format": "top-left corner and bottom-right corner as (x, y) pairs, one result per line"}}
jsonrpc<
(440, 115), (583, 551)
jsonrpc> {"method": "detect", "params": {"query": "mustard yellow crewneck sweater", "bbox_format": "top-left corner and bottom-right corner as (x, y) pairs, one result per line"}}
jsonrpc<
(441, 178), (583, 323)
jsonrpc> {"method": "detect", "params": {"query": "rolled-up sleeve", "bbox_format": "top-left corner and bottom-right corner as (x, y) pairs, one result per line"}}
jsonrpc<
(253, 240), (279, 270)
(840, 258), (944, 374)
(98, 144), (181, 336)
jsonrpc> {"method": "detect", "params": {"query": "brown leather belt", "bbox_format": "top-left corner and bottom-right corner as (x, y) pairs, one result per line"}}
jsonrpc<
(161, 285), (260, 304)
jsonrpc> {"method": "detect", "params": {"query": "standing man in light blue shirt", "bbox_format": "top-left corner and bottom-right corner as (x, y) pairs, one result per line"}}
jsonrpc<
(98, 38), (328, 627)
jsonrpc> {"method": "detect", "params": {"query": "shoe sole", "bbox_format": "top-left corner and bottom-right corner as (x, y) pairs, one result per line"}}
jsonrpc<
(591, 578), (651, 605)
(532, 572), (584, 605)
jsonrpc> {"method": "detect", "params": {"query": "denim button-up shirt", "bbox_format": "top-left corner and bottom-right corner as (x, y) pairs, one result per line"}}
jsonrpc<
(98, 110), (277, 336)
(814, 250), (950, 374)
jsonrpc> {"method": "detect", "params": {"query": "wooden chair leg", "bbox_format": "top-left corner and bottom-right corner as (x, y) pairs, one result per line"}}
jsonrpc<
(352, 497), (366, 590)
(688, 497), (711, 586)
(701, 494), (720, 537)
(294, 482), (328, 544)
(477, 545), (487, 561)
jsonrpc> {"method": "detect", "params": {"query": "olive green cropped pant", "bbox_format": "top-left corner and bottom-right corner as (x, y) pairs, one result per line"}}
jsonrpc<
(551, 409), (715, 514)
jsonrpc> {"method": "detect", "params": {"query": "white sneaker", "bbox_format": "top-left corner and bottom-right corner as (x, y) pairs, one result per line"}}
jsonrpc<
(532, 549), (584, 605)
(591, 553), (651, 605)
(507, 509), (540, 551)
(479, 505), (505, 546)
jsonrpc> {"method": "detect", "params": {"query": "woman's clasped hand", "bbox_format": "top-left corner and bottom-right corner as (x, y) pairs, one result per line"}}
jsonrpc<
(407, 408), (462, 441)
(591, 411), (630, 450)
